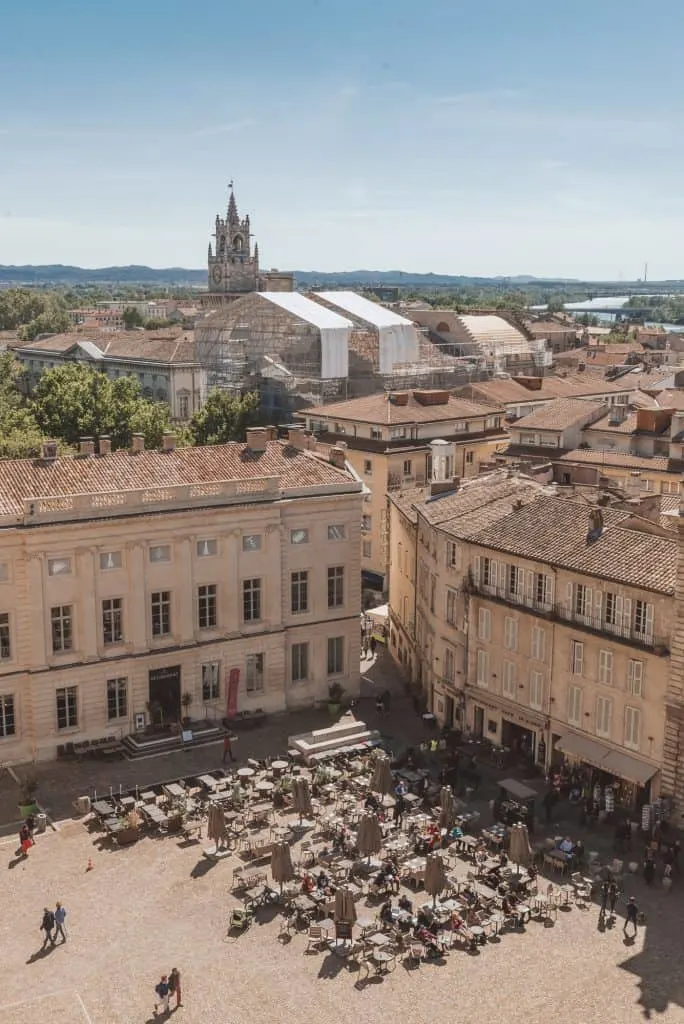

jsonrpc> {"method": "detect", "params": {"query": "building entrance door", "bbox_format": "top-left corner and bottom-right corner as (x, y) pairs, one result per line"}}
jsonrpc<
(444, 695), (455, 728)
(473, 705), (484, 739)
(148, 666), (181, 726)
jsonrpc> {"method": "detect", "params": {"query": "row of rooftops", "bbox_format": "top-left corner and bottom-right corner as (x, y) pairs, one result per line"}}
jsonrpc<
(390, 469), (680, 595)
(13, 327), (197, 366)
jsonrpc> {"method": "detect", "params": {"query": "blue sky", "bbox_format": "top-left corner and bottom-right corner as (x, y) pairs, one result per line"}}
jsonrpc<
(1, 0), (682, 278)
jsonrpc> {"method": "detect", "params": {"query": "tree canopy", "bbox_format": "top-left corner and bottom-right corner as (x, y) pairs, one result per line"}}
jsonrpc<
(0, 288), (70, 340)
(0, 353), (44, 458)
(31, 364), (172, 450)
(185, 389), (259, 446)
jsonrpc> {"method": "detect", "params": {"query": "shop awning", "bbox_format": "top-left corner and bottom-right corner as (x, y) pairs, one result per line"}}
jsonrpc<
(601, 750), (658, 787)
(555, 733), (611, 770)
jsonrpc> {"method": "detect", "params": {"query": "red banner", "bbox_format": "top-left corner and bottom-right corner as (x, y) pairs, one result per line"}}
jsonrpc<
(226, 668), (240, 720)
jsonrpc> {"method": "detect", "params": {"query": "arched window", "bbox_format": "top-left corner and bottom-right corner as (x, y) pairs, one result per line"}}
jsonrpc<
(436, 321), (450, 333)
(232, 234), (244, 252)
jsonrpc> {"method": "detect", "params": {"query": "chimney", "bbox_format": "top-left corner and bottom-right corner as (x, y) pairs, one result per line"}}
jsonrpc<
(429, 439), (453, 483)
(245, 427), (268, 453)
(78, 437), (95, 457)
(162, 432), (176, 452)
(287, 426), (306, 449)
(131, 433), (145, 454)
(263, 425), (278, 441)
(41, 439), (58, 461)
(329, 445), (347, 469)
(98, 436), (111, 456)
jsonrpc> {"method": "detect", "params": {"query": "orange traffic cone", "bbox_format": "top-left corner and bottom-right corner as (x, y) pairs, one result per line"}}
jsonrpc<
(86, 857), (93, 871)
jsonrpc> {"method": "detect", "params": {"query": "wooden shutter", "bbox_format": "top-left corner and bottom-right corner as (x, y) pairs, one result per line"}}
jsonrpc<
(593, 590), (602, 626)
(622, 598), (632, 636)
(644, 603), (654, 640)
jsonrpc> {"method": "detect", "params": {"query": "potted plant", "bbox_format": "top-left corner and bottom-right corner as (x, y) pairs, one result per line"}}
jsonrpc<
(180, 691), (193, 727)
(18, 772), (39, 817)
(327, 681), (344, 717)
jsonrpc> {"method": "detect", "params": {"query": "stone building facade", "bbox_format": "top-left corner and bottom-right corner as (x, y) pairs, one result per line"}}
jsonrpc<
(0, 429), (362, 763)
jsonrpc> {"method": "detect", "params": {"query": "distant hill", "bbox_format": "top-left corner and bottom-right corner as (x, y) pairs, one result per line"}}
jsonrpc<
(0, 264), (583, 288)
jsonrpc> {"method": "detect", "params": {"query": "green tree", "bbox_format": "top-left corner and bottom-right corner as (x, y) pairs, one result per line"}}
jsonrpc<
(31, 364), (172, 450)
(0, 353), (44, 458)
(122, 306), (144, 329)
(186, 390), (259, 446)
(0, 288), (70, 339)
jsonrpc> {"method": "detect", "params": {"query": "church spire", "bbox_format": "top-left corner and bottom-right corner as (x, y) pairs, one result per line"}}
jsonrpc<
(227, 180), (238, 224)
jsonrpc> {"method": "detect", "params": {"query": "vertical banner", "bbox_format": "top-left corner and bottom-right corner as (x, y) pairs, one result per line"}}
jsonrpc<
(227, 668), (240, 720)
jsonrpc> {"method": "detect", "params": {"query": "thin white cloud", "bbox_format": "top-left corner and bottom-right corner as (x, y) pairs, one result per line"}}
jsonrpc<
(191, 118), (257, 138)
(435, 88), (521, 106)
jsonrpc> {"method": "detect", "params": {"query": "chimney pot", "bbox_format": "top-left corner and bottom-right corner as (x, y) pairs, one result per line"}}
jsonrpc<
(78, 437), (95, 457)
(162, 432), (176, 452)
(131, 433), (145, 454)
(287, 426), (306, 449)
(98, 436), (111, 456)
(41, 440), (58, 461)
(329, 445), (347, 470)
(245, 427), (267, 453)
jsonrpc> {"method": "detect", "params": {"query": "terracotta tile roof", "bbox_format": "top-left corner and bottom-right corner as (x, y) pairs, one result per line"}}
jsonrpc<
(0, 441), (355, 517)
(299, 391), (499, 425)
(582, 411), (639, 435)
(558, 449), (673, 472)
(471, 496), (676, 593)
(388, 472), (542, 527)
(655, 390), (684, 411)
(459, 374), (626, 407)
(513, 398), (606, 432)
(17, 329), (197, 364)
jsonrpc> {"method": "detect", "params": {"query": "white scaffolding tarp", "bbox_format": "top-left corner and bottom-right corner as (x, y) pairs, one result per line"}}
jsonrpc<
(317, 291), (419, 374)
(259, 292), (351, 379)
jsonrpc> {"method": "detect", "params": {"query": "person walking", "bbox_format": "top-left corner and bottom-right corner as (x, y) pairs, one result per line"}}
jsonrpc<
(608, 881), (619, 916)
(393, 792), (405, 829)
(53, 902), (67, 943)
(154, 975), (170, 1016)
(624, 896), (639, 938)
(40, 907), (55, 949)
(168, 967), (182, 1008)
(222, 734), (236, 764)
(599, 880), (609, 915)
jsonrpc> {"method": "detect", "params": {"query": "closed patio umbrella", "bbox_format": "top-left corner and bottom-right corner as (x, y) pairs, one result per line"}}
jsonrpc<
(509, 823), (532, 871)
(271, 841), (295, 893)
(334, 886), (358, 928)
(371, 755), (394, 796)
(207, 803), (228, 851)
(292, 777), (314, 825)
(357, 812), (383, 861)
(438, 786), (456, 830)
(424, 852), (448, 907)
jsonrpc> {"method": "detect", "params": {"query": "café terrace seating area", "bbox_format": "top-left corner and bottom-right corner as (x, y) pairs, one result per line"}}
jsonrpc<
(82, 744), (611, 982)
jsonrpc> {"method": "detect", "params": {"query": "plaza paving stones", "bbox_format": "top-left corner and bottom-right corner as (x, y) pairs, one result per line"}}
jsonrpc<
(4, 818), (684, 1024)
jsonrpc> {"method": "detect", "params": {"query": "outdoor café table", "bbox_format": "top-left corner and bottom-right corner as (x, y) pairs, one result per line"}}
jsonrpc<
(516, 903), (532, 924)
(396, 769), (422, 785)
(372, 949), (395, 973)
(92, 800), (116, 818)
(366, 931), (391, 947)
(469, 925), (485, 946)
(198, 774), (219, 791)
(292, 895), (316, 914)
(271, 760), (289, 777)
(140, 790), (156, 804)
(357, 915), (376, 933)
(143, 804), (168, 825)
(163, 782), (185, 800)
(104, 817), (123, 832)
(255, 780), (274, 794)
(237, 767), (255, 780)
(120, 796), (136, 811)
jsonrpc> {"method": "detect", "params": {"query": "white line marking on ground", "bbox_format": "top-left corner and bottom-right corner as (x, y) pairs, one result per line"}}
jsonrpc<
(0, 989), (70, 1012)
(76, 991), (95, 1024)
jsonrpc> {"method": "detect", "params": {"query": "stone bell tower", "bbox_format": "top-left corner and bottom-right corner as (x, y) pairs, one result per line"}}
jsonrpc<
(206, 182), (259, 302)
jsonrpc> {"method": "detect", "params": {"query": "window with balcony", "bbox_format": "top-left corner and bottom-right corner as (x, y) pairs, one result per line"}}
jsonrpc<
(598, 649), (613, 686)
(106, 677), (127, 720)
(0, 613), (10, 660)
(291, 642), (309, 684)
(198, 584), (217, 629)
(0, 693), (15, 737)
(502, 660), (516, 698)
(535, 573), (553, 608)
(51, 605), (73, 653)
(243, 579), (262, 622)
(151, 591), (171, 636)
(56, 686), (78, 729)
(202, 662), (220, 701)
(633, 600), (654, 641)
(530, 670), (544, 710)
(102, 598), (123, 645)
(478, 607), (491, 642)
(627, 659), (643, 697)
(531, 626), (546, 662)
(476, 649), (489, 687)
(445, 589), (458, 626)
(507, 564), (522, 597)
(327, 567), (344, 608)
(574, 583), (590, 619)
(570, 640), (584, 675)
(327, 636), (344, 675)
(403, 459), (412, 476)
(246, 652), (264, 692)
(291, 571), (309, 614)
(567, 685), (582, 726)
(503, 616), (517, 651)
(624, 706), (641, 750)
(596, 695), (613, 738)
